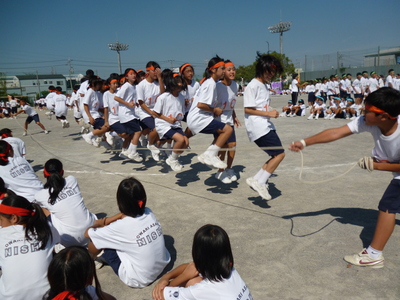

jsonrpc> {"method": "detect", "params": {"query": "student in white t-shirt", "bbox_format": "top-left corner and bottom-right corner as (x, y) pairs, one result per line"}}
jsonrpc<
(369, 72), (380, 93)
(352, 73), (363, 105)
(0, 194), (59, 300)
(35, 159), (97, 247)
(85, 177), (170, 288)
(44, 86), (57, 120)
(71, 84), (82, 124)
(187, 56), (233, 169)
(308, 96), (326, 120)
(244, 53), (285, 200)
(13, 99), (48, 135)
(0, 128), (26, 157)
(136, 61), (165, 162)
(153, 72), (188, 172)
(179, 63), (200, 139)
(385, 69), (395, 88)
(214, 60), (241, 183)
(43, 246), (115, 300)
(114, 69), (143, 160)
(152, 224), (252, 300)
(53, 86), (70, 128)
(0, 140), (43, 202)
(7, 95), (18, 115)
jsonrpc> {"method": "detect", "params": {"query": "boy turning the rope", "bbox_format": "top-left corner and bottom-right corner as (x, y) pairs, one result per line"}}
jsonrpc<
(290, 87), (400, 268)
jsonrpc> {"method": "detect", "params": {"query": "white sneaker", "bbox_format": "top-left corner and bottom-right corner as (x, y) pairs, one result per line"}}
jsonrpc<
(128, 152), (143, 162)
(315, 114), (319, 120)
(92, 138), (100, 148)
(279, 112), (286, 117)
(215, 171), (232, 184)
(307, 114), (314, 120)
(119, 150), (130, 159)
(82, 133), (93, 145)
(246, 177), (272, 200)
(65, 120), (70, 128)
(105, 132), (114, 146)
(329, 114), (336, 120)
(147, 144), (160, 161)
(80, 126), (86, 134)
(139, 135), (148, 147)
(23, 132), (27, 136)
(324, 114), (330, 120)
(166, 156), (183, 171)
(225, 168), (238, 181)
(203, 153), (227, 169)
(44, 130), (49, 134)
(61, 120), (66, 128)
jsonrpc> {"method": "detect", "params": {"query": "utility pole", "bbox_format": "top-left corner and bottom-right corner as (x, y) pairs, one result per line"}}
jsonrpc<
(108, 41), (129, 74)
(67, 58), (74, 93)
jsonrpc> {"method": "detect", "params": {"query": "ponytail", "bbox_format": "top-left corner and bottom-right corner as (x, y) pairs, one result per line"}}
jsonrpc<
(204, 55), (224, 81)
(0, 140), (11, 166)
(43, 159), (66, 205)
(0, 195), (52, 250)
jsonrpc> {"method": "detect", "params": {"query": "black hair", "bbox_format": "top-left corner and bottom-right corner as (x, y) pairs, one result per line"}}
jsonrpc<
(44, 246), (105, 300)
(0, 177), (6, 194)
(48, 85), (56, 90)
(255, 52), (284, 80)
(73, 84), (80, 91)
(55, 86), (62, 93)
(292, 73), (298, 79)
(89, 76), (103, 88)
(106, 73), (120, 85)
(146, 61), (161, 70)
(137, 70), (146, 79)
(357, 72), (362, 77)
(388, 69), (394, 73)
(86, 69), (95, 77)
(364, 87), (400, 118)
(192, 224), (234, 282)
(179, 63), (194, 76)
(347, 73), (352, 77)
(116, 177), (146, 218)
(44, 159), (66, 205)
(0, 128), (12, 136)
(204, 55), (224, 80)
(0, 195), (52, 250)
(0, 140), (12, 166)
(164, 72), (186, 94)
(124, 68), (136, 76)
(330, 75), (335, 79)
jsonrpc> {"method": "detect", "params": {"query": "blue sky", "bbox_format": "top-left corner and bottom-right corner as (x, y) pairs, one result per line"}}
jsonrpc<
(1, 0), (399, 79)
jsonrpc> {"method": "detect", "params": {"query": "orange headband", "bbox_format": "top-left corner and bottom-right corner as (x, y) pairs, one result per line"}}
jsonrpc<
(0, 142), (11, 162)
(52, 291), (78, 300)
(0, 204), (35, 216)
(120, 76), (126, 83)
(138, 200), (144, 208)
(209, 61), (224, 70)
(43, 168), (64, 178)
(173, 73), (180, 77)
(180, 63), (192, 74)
(137, 70), (143, 73)
(1, 133), (11, 138)
(127, 70), (136, 75)
(365, 103), (397, 119)
(146, 66), (155, 71)
(225, 62), (234, 68)
(110, 79), (118, 83)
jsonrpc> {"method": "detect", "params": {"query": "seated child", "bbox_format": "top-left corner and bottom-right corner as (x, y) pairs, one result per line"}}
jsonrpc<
(324, 97), (345, 119)
(308, 96), (326, 120)
(280, 100), (293, 117)
(290, 99), (306, 117)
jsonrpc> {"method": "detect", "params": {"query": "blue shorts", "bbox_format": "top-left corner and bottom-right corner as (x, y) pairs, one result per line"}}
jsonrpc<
(200, 119), (226, 134)
(254, 130), (284, 156)
(93, 118), (105, 130)
(213, 125), (236, 143)
(101, 248), (121, 275)
(140, 117), (155, 130)
(122, 119), (141, 135)
(354, 93), (362, 99)
(56, 115), (66, 120)
(110, 122), (127, 134)
(378, 179), (400, 213)
(26, 114), (40, 124)
(162, 127), (185, 140)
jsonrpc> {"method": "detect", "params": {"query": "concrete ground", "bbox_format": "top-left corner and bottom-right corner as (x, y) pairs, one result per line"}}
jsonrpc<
(2, 94), (400, 299)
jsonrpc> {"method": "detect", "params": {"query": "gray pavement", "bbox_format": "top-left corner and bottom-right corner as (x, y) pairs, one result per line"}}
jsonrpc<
(2, 94), (400, 299)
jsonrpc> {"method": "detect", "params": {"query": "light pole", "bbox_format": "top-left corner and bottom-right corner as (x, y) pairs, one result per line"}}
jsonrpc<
(266, 41), (270, 54)
(268, 21), (292, 54)
(108, 41), (129, 74)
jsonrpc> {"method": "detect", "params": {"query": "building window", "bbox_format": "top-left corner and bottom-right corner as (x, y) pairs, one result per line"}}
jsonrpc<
(44, 81), (48, 84)
(57, 81), (63, 85)
(49, 81), (53, 84)
(32, 82), (36, 85)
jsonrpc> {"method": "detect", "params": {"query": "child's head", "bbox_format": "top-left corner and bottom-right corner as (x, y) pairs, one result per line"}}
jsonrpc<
(73, 84), (80, 92)
(205, 55), (225, 80)
(146, 61), (161, 81)
(298, 99), (304, 104)
(45, 246), (103, 300)
(192, 224), (234, 282)
(164, 72), (185, 94)
(136, 70), (146, 82)
(0, 128), (13, 139)
(124, 68), (137, 84)
(364, 87), (400, 119)
(89, 76), (104, 90)
(223, 60), (236, 81)
(287, 100), (292, 105)
(107, 74), (120, 92)
(0, 140), (12, 166)
(55, 86), (63, 94)
(48, 85), (56, 92)
(255, 52), (283, 83)
(180, 63), (194, 81)
(117, 177), (146, 217)
(346, 98), (354, 105)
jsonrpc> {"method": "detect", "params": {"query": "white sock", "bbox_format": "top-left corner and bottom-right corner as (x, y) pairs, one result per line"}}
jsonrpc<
(253, 168), (264, 181)
(128, 143), (137, 154)
(366, 246), (382, 259)
(87, 132), (94, 139)
(257, 170), (271, 186)
(206, 144), (220, 156)
(171, 152), (179, 159)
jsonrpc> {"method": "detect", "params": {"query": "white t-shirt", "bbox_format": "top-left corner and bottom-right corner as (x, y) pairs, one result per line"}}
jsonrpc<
(34, 176), (97, 247)
(352, 78), (362, 94)
(103, 90), (119, 125)
(45, 92), (56, 110)
(53, 93), (68, 117)
(153, 92), (185, 139)
(70, 91), (82, 119)
(21, 104), (37, 117)
(2, 137), (25, 157)
(291, 79), (299, 92)
(115, 82), (139, 123)
(0, 224), (59, 300)
(187, 78), (218, 135)
(164, 269), (252, 300)
(78, 80), (89, 96)
(82, 88), (101, 123)
(243, 78), (275, 142)
(0, 156), (43, 202)
(216, 80), (238, 125)
(136, 79), (161, 120)
(385, 75), (393, 88)
(181, 80), (200, 113)
(88, 207), (171, 288)
(347, 116), (400, 179)
(9, 100), (18, 108)
(361, 77), (370, 94)
(394, 77), (400, 91)
(369, 78), (379, 93)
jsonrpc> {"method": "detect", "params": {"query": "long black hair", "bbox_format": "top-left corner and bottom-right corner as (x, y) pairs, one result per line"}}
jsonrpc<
(44, 246), (106, 300)
(0, 140), (12, 166)
(116, 177), (146, 218)
(43, 159), (66, 205)
(0, 195), (52, 250)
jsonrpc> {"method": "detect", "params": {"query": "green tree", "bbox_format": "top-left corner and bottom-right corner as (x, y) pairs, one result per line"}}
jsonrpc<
(235, 52), (295, 83)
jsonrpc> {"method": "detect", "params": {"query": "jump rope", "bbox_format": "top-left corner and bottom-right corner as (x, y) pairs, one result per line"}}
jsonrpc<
(11, 116), (361, 237)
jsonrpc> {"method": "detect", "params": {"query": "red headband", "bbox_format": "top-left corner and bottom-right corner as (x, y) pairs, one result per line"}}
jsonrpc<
(1, 133), (11, 139)
(52, 291), (78, 300)
(365, 103), (397, 119)
(43, 168), (64, 178)
(138, 200), (144, 208)
(209, 61), (224, 70)
(180, 63), (192, 74)
(0, 142), (11, 162)
(0, 204), (34, 216)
